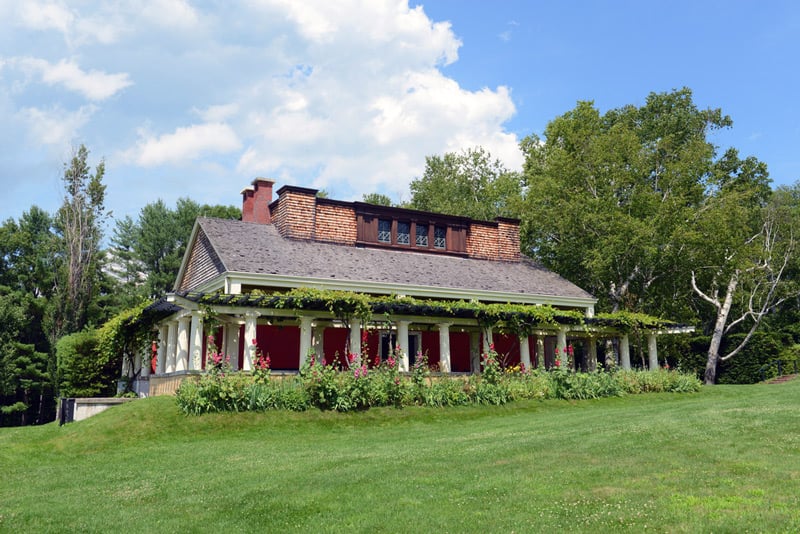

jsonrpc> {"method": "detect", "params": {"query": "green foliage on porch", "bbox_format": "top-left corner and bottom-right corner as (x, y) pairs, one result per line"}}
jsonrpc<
(177, 287), (680, 334)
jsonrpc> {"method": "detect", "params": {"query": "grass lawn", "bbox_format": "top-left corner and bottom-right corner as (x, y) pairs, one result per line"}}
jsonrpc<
(1, 379), (798, 533)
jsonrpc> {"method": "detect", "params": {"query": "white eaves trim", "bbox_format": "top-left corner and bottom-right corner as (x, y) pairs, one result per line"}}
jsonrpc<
(191, 271), (598, 312)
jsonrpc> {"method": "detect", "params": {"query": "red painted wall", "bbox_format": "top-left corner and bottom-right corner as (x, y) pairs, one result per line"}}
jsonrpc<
(420, 331), (440, 369)
(450, 332), (470, 372)
(323, 328), (349, 367)
(256, 324), (300, 370)
(493, 333), (520, 367)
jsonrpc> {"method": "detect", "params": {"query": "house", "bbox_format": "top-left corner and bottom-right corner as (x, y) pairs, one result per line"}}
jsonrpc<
(129, 178), (691, 396)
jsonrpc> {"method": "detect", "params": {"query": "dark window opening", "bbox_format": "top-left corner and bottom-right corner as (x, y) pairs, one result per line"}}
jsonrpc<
(434, 226), (446, 249)
(378, 219), (391, 243)
(397, 221), (410, 245)
(416, 224), (428, 247)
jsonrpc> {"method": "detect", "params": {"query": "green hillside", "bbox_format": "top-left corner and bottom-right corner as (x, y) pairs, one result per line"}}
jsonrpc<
(1, 381), (799, 532)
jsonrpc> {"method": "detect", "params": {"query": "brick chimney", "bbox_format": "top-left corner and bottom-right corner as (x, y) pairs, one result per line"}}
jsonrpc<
(241, 178), (275, 223)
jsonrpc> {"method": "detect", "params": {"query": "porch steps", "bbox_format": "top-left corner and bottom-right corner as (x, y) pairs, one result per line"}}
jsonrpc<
(766, 374), (798, 384)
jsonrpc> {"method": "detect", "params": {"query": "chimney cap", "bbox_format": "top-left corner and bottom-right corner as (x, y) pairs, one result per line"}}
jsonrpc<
(240, 185), (255, 195)
(252, 177), (276, 186)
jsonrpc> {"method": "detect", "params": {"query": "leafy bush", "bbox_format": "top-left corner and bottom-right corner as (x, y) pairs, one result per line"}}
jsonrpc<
(57, 329), (118, 397)
(175, 346), (701, 415)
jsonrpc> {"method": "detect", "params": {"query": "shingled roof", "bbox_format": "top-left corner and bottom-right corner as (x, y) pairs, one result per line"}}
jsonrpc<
(178, 217), (595, 306)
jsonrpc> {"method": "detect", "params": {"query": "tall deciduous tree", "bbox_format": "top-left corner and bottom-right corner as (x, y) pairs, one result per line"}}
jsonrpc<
(690, 158), (798, 384)
(522, 88), (730, 315)
(408, 147), (523, 221)
(51, 145), (108, 338)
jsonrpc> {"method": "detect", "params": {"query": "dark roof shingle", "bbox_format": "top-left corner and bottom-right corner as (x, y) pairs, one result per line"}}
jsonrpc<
(194, 217), (594, 301)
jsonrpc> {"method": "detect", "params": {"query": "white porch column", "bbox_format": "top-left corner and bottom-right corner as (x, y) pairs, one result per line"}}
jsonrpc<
(438, 323), (452, 373)
(556, 327), (568, 355)
(225, 323), (241, 371)
(133, 351), (142, 377)
(299, 316), (314, 368)
(243, 311), (260, 371)
(647, 332), (659, 370)
(481, 326), (494, 353)
(587, 338), (598, 372)
(349, 318), (362, 359)
(520, 335), (531, 369)
(140, 346), (151, 377)
(166, 321), (178, 373)
(620, 334), (631, 370)
(397, 320), (410, 372)
(469, 331), (481, 373)
(189, 311), (204, 370)
(176, 316), (190, 372)
(313, 324), (325, 364)
(156, 325), (168, 374)
(536, 337), (545, 368)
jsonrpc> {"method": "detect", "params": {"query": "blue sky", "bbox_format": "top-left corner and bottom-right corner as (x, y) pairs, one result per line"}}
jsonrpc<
(1, 1), (798, 226)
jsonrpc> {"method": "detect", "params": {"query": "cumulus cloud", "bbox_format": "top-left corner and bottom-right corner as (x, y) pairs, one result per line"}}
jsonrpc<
(18, 104), (96, 146)
(11, 57), (132, 101)
(1, 0), (522, 216)
(229, 1), (519, 199)
(123, 123), (242, 167)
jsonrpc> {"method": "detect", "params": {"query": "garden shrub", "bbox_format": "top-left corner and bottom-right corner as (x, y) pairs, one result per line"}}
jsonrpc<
(175, 347), (701, 415)
(56, 329), (118, 397)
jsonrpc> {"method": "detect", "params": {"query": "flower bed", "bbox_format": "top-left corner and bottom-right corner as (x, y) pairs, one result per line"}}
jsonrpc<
(175, 343), (701, 415)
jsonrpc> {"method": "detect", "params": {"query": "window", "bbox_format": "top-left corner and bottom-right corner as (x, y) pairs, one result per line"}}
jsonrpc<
(434, 226), (446, 249)
(378, 219), (391, 243)
(397, 221), (410, 245)
(415, 224), (428, 247)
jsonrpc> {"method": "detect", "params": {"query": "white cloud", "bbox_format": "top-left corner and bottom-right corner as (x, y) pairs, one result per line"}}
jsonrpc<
(18, 104), (96, 146)
(124, 123), (242, 167)
(1, 0), (523, 217)
(140, 0), (200, 30)
(12, 57), (132, 101)
(17, 1), (74, 34)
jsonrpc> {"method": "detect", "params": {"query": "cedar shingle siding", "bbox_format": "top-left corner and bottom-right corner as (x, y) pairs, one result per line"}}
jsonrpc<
(178, 228), (225, 290)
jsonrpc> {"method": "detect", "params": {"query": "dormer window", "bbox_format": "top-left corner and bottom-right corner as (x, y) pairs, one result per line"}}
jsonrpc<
(397, 222), (410, 245)
(416, 224), (428, 247)
(434, 226), (446, 249)
(356, 206), (466, 255)
(378, 219), (391, 243)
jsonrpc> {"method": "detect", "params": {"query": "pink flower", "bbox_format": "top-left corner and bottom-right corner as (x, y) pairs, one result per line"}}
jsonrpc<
(252, 339), (257, 345)
(348, 352), (356, 363)
(387, 356), (396, 367)
(555, 359), (561, 367)
(489, 343), (495, 352)
(567, 345), (574, 356)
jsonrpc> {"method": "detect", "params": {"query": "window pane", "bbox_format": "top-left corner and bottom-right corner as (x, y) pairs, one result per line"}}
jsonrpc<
(397, 221), (410, 245)
(434, 226), (446, 249)
(416, 224), (428, 246)
(378, 219), (391, 243)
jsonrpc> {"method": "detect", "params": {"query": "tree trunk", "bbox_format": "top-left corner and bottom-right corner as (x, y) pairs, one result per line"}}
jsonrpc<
(704, 273), (738, 385)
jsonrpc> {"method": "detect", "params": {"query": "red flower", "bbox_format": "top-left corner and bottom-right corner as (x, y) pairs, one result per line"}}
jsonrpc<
(489, 343), (495, 352)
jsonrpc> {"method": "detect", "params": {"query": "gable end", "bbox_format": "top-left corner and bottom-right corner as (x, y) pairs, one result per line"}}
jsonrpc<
(178, 227), (225, 291)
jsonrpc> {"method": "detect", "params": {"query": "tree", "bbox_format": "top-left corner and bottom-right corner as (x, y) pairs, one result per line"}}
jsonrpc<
(522, 88), (730, 315)
(112, 198), (240, 298)
(362, 192), (394, 206)
(690, 162), (798, 384)
(51, 145), (109, 337)
(409, 147), (524, 221)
